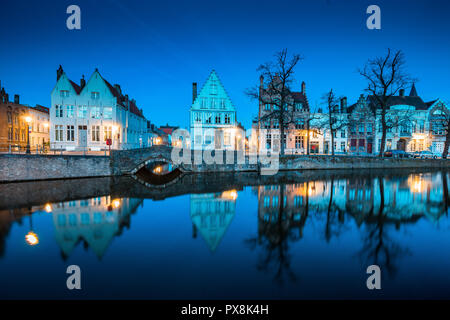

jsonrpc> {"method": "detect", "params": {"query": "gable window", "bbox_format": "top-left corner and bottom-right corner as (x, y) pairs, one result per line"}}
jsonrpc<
(215, 114), (221, 124)
(224, 114), (231, 124)
(205, 113), (212, 124)
(295, 102), (303, 112)
(264, 104), (271, 111)
(55, 105), (63, 118)
(60, 90), (69, 98)
(194, 112), (202, 123)
(91, 92), (100, 100)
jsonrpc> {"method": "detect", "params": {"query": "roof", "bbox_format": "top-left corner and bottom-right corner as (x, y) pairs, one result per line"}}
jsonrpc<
(33, 105), (49, 113)
(59, 66), (145, 118)
(290, 91), (310, 109)
(367, 94), (429, 110)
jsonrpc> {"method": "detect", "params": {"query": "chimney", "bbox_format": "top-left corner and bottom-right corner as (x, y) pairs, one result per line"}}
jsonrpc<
(57, 65), (63, 81)
(125, 94), (129, 108)
(399, 89), (405, 97)
(340, 97), (347, 113)
(14, 94), (19, 104)
(80, 75), (86, 90)
(301, 81), (306, 93)
(192, 82), (197, 103)
(259, 75), (264, 87)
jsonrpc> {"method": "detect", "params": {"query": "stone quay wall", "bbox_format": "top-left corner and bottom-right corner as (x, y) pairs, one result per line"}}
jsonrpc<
(2, 146), (450, 183)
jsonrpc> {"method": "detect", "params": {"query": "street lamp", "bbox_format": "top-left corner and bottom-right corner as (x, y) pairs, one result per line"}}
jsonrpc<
(25, 116), (32, 154)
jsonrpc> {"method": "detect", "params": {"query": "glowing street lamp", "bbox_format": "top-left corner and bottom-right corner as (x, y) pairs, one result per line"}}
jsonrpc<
(112, 199), (121, 209)
(25, 116), (32, 154)
(44, 203), (52, 213)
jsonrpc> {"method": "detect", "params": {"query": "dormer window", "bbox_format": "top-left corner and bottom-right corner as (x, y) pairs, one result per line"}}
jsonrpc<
(91, 92), (100, 100)
(60, 90), (69, 98)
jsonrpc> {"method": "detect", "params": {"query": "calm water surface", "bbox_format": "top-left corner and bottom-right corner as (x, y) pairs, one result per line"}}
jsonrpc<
(1, 170), (449, 299)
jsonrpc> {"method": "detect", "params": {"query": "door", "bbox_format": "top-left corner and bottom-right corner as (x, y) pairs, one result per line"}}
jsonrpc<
(78, 125), (87, 148)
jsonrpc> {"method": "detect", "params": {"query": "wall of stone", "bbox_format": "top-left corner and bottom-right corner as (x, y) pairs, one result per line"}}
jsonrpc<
(0, 154), (111, 182)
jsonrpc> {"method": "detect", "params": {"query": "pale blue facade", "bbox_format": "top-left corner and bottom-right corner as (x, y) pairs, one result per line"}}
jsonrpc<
(190, 70), (240, 150)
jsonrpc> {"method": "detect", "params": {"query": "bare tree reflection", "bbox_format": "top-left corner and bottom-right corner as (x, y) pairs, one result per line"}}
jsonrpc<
(246, 183), (309, 285)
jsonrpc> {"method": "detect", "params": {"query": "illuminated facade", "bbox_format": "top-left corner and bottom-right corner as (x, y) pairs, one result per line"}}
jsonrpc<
(50, 66), (148, 151)
(190, 70), (243, 150)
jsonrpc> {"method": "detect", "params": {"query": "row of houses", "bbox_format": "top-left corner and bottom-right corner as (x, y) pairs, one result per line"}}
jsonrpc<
(251, 79), (449, 155)
(2, 66), (448, 154)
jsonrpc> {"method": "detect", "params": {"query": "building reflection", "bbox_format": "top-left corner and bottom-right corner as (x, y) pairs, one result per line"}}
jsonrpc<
(190, 190), (237, 253)
(52, 197), (143, 260)
(250, 171), (449, 278)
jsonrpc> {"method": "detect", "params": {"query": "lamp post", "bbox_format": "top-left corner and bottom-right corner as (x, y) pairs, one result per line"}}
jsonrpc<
(25, 116), (32, 154)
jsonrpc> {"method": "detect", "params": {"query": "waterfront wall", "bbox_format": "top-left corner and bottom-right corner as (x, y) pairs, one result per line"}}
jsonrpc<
(2, 148), (450, 183)
(0, 154), (111, 182)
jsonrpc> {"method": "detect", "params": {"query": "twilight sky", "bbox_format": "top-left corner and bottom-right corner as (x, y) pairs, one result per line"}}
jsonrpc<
(1, 0), (449, 129)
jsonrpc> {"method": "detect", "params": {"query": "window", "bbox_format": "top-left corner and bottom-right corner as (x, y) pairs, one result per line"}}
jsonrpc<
(66, 125), (75, 141)
(205, 113), (212, 124)
(91, 92), (100, 100)
(104, 126), (112, 140)
(350, 125), (356, 134)
(295, 119), (305, 129)
(195, 135), (202, 145)
(91, 106), (101, 119)
(194, 112), (201, 123)
(55, 105), (63, 118)
(8, 128), (12, 140)
(60, 90), (69, 98)
(7, 112), (12, 124)
(220, 99), (226, 108)
(224, 114), (231, 124)
(55, 125), (63, 141)
(295, 135), (304, 149)
(264, 121), (270, 129)
(215, 114), (221, 124)
(205, 134), (213, 145)
(67, 105), (75, 118)
(264, 104), (271, 111)
(78, 105), (87, 118)
(224, 132), (231, 146)
(273, 119), (279, 129)
(92, 125), (100, 141)
(341, 129), (346, 138)
(103, 107), (113, 119)
(295, 102), (303, 111)
(266, 134), (272, 149)
(358, 124), (365, 134)
(367, 123), (373, 134)
(341, 142), (346, 151)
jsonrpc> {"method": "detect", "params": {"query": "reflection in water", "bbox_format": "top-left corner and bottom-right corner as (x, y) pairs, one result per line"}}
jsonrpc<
(0, 170), (449, 298)
(52, 197), (143, 259)
(190, 190), (237, 252)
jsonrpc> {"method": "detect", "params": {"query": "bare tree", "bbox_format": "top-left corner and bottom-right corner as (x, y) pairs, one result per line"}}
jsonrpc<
(319, 89), (349, 156)
(358, 49), (414, 156)
(247, 49), (302, 155)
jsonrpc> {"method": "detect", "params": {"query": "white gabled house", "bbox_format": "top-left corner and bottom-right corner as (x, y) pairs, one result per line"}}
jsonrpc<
(50, 66), (148, 151)
(189, 70), (244, 150)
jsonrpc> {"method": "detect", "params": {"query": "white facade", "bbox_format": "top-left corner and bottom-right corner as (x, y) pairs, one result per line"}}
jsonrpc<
(50, 67), (148, 151)
(190, 70), (243, 150)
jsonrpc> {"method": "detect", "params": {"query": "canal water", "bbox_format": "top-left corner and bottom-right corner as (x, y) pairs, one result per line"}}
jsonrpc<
(0, 169), (449, 299)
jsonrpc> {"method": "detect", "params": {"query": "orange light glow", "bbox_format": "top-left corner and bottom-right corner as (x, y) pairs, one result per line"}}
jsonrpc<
(25, 231), (39, 246)
(222, 189), (238, 201)
(44, 203), (52, 213)
(112, 199), (121, 209)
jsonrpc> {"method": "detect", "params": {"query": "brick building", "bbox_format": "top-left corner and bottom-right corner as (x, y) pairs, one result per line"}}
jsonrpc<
(0, 83), (49, 152)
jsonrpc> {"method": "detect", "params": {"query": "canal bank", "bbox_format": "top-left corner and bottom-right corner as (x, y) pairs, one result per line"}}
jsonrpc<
(1, 151), (450, 182)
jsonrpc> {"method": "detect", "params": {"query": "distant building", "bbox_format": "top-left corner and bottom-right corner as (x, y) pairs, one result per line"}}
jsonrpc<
(190, 70), (242, 150)
(347, 94), (376, 155)
(253, 77), (310, 154)
(0, 83), (49, 152)
(50, 66), (148, 151)
(159, 124), (180, 146)
(367, 84), (450, 154)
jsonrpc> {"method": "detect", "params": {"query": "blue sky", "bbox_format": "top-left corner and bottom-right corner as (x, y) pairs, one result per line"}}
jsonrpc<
(1, 0), (449, 129)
